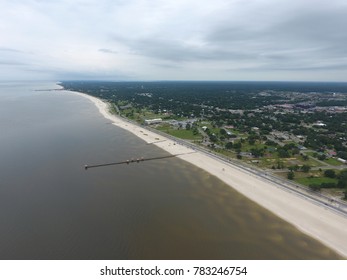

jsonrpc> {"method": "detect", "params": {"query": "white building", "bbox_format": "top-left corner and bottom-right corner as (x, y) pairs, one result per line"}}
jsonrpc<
(144, 118), (162, 125)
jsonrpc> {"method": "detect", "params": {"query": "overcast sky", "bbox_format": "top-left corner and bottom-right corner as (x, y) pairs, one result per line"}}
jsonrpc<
(1, 0), (347, 81)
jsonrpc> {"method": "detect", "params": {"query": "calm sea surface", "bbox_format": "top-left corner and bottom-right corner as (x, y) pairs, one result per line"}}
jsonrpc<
(0, 82), (342, 259)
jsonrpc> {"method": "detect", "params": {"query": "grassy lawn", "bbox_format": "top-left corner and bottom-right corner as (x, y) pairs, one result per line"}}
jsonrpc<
(298, 157), (322, 167)
(240, 142), (266, 152)
(258, 158), (281, 168)
(295, 177), (337, 186)
(325, 158), (344, 166)
(303, 152), (343, 167)
(215, 149), (236, 158)
(168, 129), (202, 140)
(157, 125), (202, 140)
(142, 111), (169, 119)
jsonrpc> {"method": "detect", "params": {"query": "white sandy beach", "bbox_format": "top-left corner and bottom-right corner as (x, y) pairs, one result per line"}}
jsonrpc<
(72, 90), (347, 258)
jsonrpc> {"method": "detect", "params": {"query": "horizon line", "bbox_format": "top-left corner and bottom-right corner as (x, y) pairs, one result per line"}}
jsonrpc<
(58, 79), (347, 84)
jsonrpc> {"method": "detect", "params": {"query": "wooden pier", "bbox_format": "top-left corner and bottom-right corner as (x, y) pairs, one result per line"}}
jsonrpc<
(84, 152), (195, 170)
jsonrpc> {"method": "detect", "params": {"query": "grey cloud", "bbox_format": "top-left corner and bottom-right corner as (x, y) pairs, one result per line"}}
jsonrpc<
(1, 0), (347, 81)
(233, 60), (347, 72)
(113, 35), (255, 63)
(0, 47), (24, 53)
(98, 48), (118, 54)
(0, 60), (27, 66)
(110, 2), (347, 70)
(151, 62), (182, 69)
(47, 68), (133, 81)
(205, 8), (347, 75)
(276, 9), (347, 43)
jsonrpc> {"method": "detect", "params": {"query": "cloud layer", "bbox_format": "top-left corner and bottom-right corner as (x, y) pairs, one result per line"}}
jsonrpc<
(0, 0), (346, 81)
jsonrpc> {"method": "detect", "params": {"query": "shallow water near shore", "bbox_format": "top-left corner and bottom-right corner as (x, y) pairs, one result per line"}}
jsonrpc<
(0, 82), (342, 259)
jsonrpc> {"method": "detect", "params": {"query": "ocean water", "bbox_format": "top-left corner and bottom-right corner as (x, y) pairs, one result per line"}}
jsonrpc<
(0, 82), (342, 259)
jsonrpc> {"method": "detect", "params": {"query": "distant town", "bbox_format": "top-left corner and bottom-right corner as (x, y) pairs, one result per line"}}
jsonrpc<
(61, 81), (347, 200)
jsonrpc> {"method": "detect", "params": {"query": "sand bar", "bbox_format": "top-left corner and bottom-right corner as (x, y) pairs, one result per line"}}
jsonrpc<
(71, 90), (347, 258)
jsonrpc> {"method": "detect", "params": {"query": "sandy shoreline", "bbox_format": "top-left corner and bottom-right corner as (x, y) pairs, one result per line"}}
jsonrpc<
(71, 90), (347, 258)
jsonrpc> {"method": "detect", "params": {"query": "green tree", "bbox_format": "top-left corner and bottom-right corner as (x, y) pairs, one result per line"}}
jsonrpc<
(225, 142), (233, 149)
(318, 154), (327, 161)
(302, 154), (309, 161)
(301, 165), (311, 173)
(288, 166), (295, 172)
(337, 170), (347, 188)
(278, 148), (290, 158)
(287, 171), (295, 180)
(324, 169), (336, 178)
(250, 148), (264, 158)
(209, 134), (218, 143)
(337, 151), (347, 160)
(248, 138), (256, 145)
(233, 142), (242, 149)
